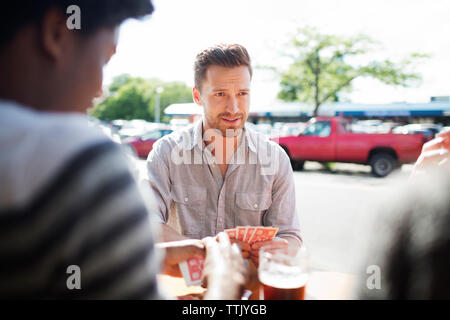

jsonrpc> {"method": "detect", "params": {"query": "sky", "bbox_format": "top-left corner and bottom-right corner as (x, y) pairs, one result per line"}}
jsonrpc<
(103, 0), (450, 107)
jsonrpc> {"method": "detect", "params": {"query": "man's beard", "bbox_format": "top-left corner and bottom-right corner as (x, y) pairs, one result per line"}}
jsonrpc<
(206, 112), (247, 137)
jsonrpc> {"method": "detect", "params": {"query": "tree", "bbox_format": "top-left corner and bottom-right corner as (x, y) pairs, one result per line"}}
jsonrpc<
(277, 27), (428, 116)
(89, 75), (193, 122)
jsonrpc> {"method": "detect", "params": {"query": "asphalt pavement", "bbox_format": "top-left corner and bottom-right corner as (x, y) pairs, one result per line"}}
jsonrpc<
(294, 162), (414, 275)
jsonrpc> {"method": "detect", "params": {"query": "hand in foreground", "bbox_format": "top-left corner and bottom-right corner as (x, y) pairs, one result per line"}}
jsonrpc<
(411, 131), (450, 178)
(249, 237), (289, 266)
(156, 239), (205, 277)
(202, 232), (248, 300)
(230, 239), (251, 259)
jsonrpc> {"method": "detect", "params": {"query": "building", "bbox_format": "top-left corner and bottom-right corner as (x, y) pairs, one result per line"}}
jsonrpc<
(164, 98), (450, 125)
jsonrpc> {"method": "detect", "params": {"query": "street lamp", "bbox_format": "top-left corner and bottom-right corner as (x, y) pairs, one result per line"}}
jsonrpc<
(155, 86), (164, 123)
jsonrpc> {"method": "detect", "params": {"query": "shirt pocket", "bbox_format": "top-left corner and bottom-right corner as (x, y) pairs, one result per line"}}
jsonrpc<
(234, 192), (272, 226)
(170, 184), (206, 236)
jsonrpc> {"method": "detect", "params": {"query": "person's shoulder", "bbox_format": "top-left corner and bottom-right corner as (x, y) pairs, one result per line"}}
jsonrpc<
(41, 112), (108, 141)
(0, 101), (112, 158)
(0, 102), (116, 209)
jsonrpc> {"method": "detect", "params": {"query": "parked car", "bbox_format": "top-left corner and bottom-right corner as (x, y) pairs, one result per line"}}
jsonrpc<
(170, 118), (190, 131)
(110, 119), (160, 140)
(279, 123), (306, 137)
(122, 128), (173, 158)
(351, 120), (402, 134)
(110, 119), (131, 133)
(274, 117), (428, 177)
(440, 126), (450, 134)
(392, 124), (437, 140)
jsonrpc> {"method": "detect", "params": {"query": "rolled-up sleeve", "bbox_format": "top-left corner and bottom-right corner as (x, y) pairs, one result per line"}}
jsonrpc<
(263, 147), (302, 245)
(146, 140), (172, 224)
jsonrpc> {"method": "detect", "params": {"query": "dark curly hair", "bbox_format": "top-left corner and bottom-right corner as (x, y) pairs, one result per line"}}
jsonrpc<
(0, 0), (154, 47)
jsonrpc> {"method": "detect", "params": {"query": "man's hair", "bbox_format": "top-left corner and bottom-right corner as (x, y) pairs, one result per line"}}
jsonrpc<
(194, 44), (252, 91)
(0, 0), (154, 47)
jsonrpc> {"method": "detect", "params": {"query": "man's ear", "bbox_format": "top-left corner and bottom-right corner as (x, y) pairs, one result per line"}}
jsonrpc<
(40, 7), (73, 61)
(192, 87), (203, 106)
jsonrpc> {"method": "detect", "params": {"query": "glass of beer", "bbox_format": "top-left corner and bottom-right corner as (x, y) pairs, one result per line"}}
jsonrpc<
(258, 246), (309, 300)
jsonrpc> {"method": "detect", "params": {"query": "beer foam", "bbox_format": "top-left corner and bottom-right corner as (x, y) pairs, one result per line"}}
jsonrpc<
(259, 265), (308, 289)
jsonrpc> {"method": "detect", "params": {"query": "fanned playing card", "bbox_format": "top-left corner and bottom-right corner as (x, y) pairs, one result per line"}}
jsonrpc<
(179, 255), (205, 286)
(243, 226), (256, 243)
(222, 226), (279, 245)
(224, 228), (237, 239)
(236, 226), (247, 241)
(248, 227), (279, 244)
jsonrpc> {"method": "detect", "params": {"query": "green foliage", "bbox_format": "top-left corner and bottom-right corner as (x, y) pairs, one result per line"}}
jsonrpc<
(89, 75), (193, 122)
(276, 26), (429, 115)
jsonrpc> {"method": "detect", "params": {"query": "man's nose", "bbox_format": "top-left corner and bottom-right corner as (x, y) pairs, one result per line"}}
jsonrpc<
(226, 96), (239, 114)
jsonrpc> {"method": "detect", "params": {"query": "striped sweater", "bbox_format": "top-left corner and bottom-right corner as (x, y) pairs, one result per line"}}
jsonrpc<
(0, 101), (163, 299)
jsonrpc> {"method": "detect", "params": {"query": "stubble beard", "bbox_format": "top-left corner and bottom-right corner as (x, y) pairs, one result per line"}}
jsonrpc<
(205, 114), (247, 137)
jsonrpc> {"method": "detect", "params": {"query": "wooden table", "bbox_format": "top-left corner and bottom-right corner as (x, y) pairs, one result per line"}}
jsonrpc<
(157, 269), (359, 300)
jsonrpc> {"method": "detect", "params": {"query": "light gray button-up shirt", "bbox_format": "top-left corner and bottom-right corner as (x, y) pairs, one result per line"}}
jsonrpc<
(146, 120), (302, 244)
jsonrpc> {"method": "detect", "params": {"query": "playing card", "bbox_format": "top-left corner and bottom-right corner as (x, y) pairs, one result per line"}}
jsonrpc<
(224, 228), (237, 239)
(179, 255), (205, 286)
(243, 226), (256, 243)
(248, 227), (279, 244)
(237, 227), (247, 241)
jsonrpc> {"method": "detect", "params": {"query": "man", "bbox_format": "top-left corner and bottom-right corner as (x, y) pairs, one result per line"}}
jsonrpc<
(0, 1), (246, 299)
(147, 44), (302, 264)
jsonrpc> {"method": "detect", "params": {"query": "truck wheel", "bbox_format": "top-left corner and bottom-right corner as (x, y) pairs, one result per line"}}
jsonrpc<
(280, 145), (304, 171)
(291, 159), (305, 171)
(370, 153), (397, 177)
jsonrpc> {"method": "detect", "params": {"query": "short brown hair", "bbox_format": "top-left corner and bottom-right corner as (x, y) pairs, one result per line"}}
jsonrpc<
(194, 44), (252, 91)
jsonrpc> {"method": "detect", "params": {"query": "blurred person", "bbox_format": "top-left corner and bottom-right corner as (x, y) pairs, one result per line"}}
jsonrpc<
(359, 168), (450, 299)
(410, 130), (450, 179)
(147, 44), (302, 265)
(0, 1), (246, 299)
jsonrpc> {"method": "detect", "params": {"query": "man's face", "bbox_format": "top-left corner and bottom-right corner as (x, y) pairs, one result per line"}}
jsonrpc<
(193, 65), (251, 136)
(60, 27), (118, 112)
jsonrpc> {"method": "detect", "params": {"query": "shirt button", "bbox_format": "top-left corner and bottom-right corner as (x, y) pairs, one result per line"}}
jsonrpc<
(184, 197), (189, 202)
(253, 204), (258, 209)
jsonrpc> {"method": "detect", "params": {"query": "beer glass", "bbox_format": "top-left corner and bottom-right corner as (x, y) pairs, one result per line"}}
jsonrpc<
(258, 246), (309, 300)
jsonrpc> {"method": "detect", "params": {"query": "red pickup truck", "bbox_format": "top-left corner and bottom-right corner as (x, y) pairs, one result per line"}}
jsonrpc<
(275, 117), (428, 177)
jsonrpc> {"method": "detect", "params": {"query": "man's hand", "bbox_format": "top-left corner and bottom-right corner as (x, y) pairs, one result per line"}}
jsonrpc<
(202, 233), (248, 300)
(248, 237), (289, 266)
(156, 239), (205, 277)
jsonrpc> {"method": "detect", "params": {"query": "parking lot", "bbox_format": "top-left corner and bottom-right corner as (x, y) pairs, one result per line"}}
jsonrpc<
(293, 162), (414, 275)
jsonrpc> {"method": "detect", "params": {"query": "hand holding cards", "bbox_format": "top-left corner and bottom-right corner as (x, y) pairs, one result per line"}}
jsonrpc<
(179, 255), (205, 286)
(179, 226), (278, 286)
(226, 226), (279, 244)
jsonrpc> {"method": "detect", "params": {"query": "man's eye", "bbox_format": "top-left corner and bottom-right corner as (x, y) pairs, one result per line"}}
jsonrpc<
(239, 92), (248, 96)
(215, 92), (225, 97)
